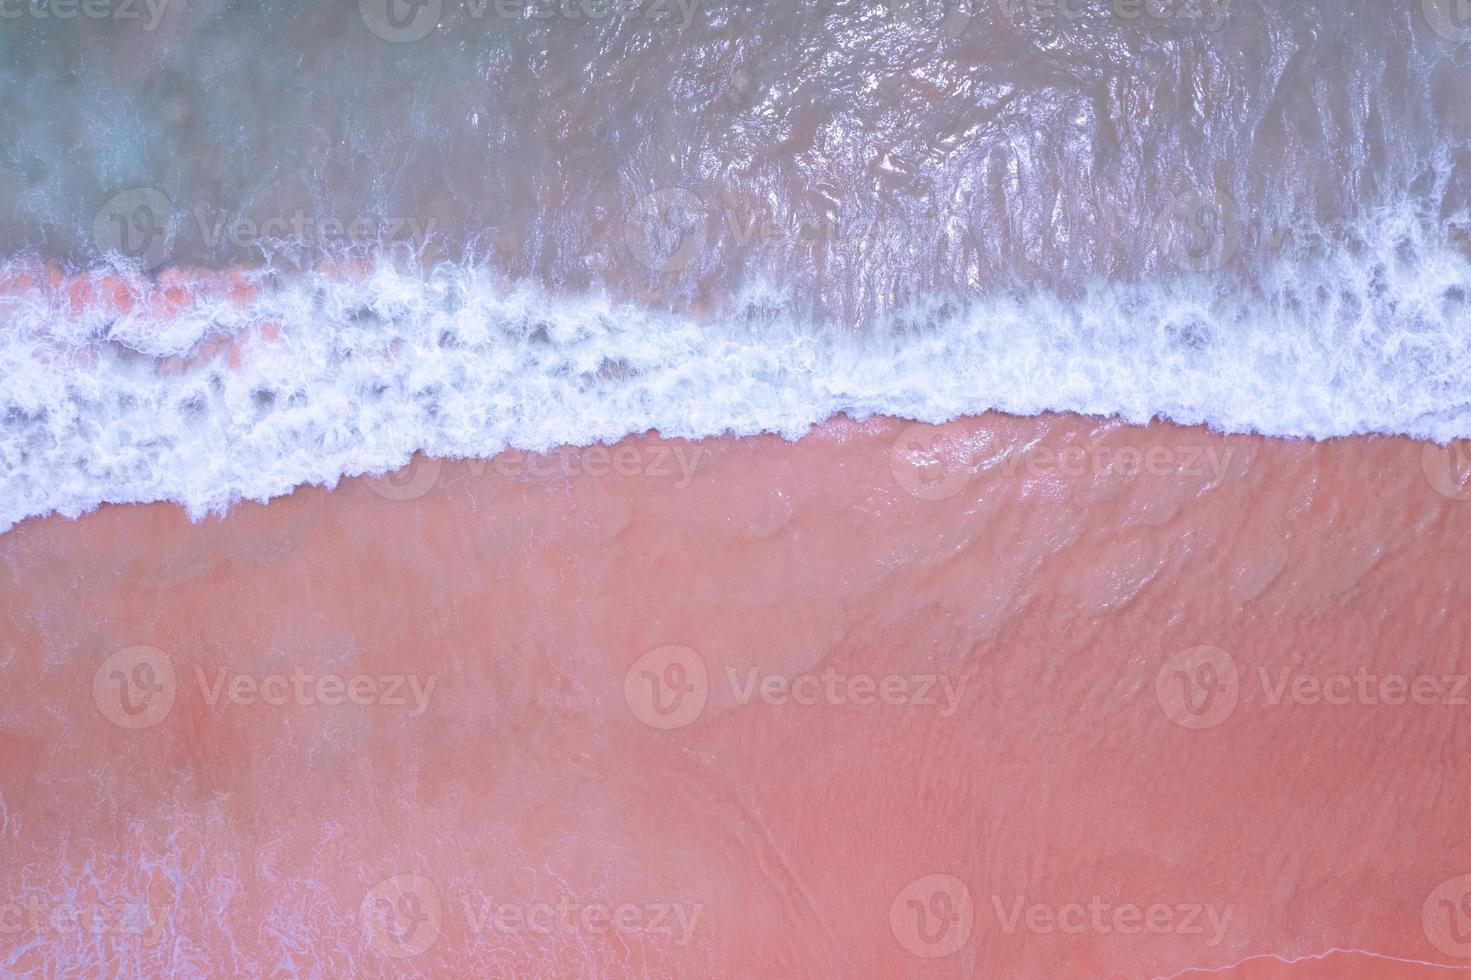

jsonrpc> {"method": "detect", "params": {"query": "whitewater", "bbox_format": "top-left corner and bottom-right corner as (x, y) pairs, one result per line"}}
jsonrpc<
(0, 194), (1467, 531)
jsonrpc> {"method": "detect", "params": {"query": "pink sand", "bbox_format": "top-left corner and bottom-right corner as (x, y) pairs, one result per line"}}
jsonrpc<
(3, 411), (1471, 976)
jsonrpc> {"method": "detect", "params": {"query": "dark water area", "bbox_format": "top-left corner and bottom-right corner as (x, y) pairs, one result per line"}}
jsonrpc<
(1, 0), (1468, 317)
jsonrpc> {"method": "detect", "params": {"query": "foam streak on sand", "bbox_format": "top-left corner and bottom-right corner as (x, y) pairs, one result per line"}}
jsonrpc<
(2, 199), (1470, 531)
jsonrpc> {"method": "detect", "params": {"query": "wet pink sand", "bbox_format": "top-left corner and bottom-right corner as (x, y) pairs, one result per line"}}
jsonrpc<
(3, 412), (1471, 977)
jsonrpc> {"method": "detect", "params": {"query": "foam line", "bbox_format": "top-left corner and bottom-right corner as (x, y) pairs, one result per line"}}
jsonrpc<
(1, 205), (1468, 531)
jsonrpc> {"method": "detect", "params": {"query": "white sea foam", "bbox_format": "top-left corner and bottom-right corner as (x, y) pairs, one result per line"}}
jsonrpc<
(1, 204), (1468, 532)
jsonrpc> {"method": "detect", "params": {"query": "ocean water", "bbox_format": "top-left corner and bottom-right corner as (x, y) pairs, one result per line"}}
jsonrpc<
(1, 0), (1469, 529)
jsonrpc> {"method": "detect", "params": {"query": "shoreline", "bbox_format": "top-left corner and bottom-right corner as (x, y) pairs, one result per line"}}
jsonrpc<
(3, 403), (1467, 535)
(4, 256), (1471, 531)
